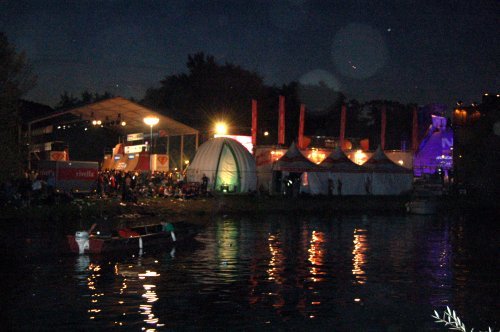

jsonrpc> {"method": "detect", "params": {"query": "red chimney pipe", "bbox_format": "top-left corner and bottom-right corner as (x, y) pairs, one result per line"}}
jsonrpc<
(251, 99), (257, 149)
(411, 106), (418, 151)
(340, 104), (346, 150)
(298, 104), (305, 149)
(381, 104), (387, 150)
(278, 95), (285, 145)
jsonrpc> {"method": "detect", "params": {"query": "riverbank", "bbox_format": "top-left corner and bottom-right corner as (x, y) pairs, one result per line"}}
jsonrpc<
(2, 194), (409, 223)
(1, 193), (491, 230)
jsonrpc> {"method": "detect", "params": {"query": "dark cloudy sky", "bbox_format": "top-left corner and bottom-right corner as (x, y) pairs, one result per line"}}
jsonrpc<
(1, 0), (498, 108)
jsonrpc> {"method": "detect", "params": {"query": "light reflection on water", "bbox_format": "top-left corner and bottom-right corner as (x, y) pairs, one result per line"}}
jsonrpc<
(4, 213), (499, 330)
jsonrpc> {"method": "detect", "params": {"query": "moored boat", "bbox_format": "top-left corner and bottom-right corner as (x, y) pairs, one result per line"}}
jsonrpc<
(405, 198), (437, 215)
(67, 223), (194, 254)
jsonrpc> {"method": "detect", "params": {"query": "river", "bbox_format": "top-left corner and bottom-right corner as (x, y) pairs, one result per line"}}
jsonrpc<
(2, 210), (498, 331)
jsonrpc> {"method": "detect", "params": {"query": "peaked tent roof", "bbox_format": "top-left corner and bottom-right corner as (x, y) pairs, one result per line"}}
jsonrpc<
(28, 97), (198, 136)
(320, 146), (367, 172)
(273, 142), (322, 172)
(363, 146), (413, 173)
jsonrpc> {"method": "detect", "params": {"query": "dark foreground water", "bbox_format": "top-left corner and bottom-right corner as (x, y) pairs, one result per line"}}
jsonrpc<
(2, 211), (498, 331)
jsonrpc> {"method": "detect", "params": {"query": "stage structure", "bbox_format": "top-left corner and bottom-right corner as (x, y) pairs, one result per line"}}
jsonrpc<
(26, 97), (199, 171)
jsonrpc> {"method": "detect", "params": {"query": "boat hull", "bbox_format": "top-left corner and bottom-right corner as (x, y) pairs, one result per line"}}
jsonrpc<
(67, 232), (174, 254)
(406, 200), (437, 215)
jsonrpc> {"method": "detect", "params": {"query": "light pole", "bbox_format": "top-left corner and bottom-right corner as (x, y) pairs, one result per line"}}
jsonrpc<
(144, 116), (159, 171)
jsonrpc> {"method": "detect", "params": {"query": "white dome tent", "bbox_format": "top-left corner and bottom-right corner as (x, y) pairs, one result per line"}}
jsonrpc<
(186, 137), (257, 193)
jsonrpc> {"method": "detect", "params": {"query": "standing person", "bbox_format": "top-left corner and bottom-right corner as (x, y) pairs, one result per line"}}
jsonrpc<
(161, 221), (176, 242)
(20, 171), (32, 207)
(122, 172), (132, 201)
(97, 172), (105, 197)
(337, 178), (343, 196)
(328, 178), (334, 197)
(365, 176), (372, 195)
(108, 172), (116, 195)
(201, 174), (208, 194)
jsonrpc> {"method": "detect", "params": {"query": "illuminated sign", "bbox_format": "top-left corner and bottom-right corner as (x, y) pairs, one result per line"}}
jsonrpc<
(127, 133), (144, 141)
(214, 134), (253, 153)
(124, 145), (146, 154)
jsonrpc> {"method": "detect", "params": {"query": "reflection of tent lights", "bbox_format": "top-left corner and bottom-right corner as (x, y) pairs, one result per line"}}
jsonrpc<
(352, 229), (367, 284)
(308, 230), (325, 282)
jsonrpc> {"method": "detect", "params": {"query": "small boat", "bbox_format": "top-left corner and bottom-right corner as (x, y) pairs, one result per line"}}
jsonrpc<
(67, 223), (195, 254)
(406, 198), (437, 215)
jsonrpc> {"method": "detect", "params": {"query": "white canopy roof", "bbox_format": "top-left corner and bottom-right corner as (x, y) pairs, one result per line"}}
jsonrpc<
(273, 142), (322, 172)
(363, 146), (413, 173)
(320, 146), (367, 173)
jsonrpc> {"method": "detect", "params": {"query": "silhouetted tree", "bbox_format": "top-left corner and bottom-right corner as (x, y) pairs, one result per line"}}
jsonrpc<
(55, 90), (114, 110)
(0, 32), (37, 180)
(142, 52), (266, 135)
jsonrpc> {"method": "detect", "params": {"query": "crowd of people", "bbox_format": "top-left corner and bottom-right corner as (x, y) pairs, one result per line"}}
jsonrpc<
(0, 169), (210, 207)
(97, 169), (209, 202)
(0, 171), (56, 207)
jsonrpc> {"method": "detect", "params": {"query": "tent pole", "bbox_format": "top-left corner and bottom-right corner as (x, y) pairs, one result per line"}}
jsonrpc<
(27, 123), (32, 170)
(180, 135), (184, 171)
(166, 135), (170, 171)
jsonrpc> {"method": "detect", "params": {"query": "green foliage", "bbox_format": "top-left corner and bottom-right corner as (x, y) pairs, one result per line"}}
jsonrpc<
(55, 90), (114, 110)
(0, 32), (37, 181)
(142, 52), (267, 133)
(432, 306), (493, 332)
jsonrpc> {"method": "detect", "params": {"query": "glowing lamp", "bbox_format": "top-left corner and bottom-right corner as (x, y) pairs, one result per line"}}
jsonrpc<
(215, 122), (228, 135)
(144, 116), (160, 170)
(144, 116), (159, 127)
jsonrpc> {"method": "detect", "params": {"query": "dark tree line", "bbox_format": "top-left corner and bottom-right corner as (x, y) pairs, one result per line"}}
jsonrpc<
(142, 52), (416, 149)
(0, 32), (36, 181)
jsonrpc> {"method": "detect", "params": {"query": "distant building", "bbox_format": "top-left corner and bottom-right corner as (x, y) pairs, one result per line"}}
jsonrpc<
(452, 93), (500, 199)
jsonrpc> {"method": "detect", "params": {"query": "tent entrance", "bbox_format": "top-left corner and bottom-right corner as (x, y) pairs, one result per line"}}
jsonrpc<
(214, 143), (241, 192)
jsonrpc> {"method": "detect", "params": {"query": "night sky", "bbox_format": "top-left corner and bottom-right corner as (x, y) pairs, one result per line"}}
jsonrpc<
(1, 0), (498, 108)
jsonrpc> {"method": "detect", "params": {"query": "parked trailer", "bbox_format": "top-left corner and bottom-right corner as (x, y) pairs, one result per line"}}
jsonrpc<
(37, 160), (98, 194)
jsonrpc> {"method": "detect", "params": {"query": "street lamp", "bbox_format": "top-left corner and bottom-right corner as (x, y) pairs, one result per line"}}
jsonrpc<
(144, 116), (160, 152)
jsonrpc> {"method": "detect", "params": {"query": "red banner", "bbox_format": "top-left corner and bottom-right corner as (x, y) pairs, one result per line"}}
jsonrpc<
(340, 104), (346, 150)
(381, 105), (387, 150)
(298, 104), (305, 149)
(412, 106), (418, 151)
(278, 95), (285, 145)
(57, 168), (98, 180)
(251, 99), (257, 148)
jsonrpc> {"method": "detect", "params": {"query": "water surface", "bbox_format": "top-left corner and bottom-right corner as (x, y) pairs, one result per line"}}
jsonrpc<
(2, 211), (498, 331)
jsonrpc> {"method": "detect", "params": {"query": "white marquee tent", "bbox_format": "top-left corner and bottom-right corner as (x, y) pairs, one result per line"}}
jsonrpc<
(273, 142), (324, 195)
(362, 146), (413, 195)
(318, 147), (369, 195)
(186, 137), (257, 193)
